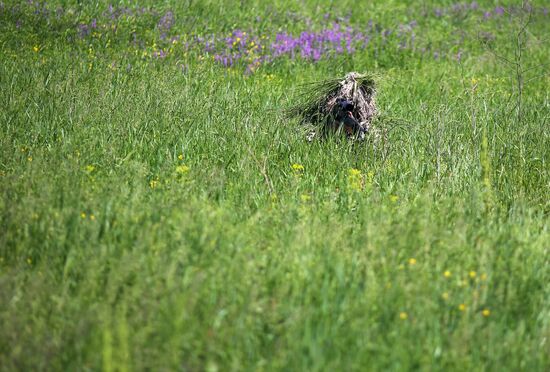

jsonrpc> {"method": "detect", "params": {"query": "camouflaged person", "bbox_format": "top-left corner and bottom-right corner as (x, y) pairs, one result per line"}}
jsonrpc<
(288, 72), (378, 141)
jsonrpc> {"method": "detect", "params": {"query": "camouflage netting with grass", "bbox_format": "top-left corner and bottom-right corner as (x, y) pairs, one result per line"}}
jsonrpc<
(288, 72), (383, 141)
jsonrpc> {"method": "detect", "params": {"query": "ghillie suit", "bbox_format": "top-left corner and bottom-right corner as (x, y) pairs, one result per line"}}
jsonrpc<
(288, 72), (379, 141)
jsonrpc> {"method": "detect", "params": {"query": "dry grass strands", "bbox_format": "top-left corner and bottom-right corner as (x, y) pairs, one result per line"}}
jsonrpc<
(288, 72), (378, 141)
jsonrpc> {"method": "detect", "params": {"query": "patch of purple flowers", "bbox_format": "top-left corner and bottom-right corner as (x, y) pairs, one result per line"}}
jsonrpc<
(205, 22), (388, 72)
(5, 0), (549, 75)
(157, 11), (174, 39)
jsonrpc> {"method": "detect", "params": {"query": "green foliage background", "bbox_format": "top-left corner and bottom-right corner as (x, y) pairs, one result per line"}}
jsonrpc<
(0, 0), (549, 370)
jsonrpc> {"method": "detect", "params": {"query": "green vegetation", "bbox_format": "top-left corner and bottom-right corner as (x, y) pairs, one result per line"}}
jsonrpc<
(1, 1), (548, 370)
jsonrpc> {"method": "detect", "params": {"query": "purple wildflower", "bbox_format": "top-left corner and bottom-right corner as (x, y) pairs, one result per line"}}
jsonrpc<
(214, 54), (233, 67)
(494, 6), (505, 16)
(452, 4), (463, 13)
(367, 20), (373, 31)
(312, 48), (321, 61)
(204, 41), (215, 53)
(158, 50), (166, 58)
(157, 11), (174, 39)
(78, 23), (90, 38)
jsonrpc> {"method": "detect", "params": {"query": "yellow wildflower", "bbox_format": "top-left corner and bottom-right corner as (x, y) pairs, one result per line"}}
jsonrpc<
(482, 309), (491, 317)
(27, 156), (33, 162)
(348, 168), (362, 191)
(178, 154), (184, 160)
(442, 292), (449, 300)
(349, 168), (361, 176)
(90, 214), (96, 221)
(458, 303), (466, 312)
(85, 165), (95, 172)
(389, 195), (399, 203)
(291, 163), (304, 172)
(33, 45), (39, 52)
(444, 270), (452, 278)
(150, 179), (158, 189)
(366, 171), (375, 183)
(408, 258), (417, 266)
(469, 271), (477, 279)
(176, 165), (190, 174)
(80, 212), (86, 219)
(399, 312), (408, 320)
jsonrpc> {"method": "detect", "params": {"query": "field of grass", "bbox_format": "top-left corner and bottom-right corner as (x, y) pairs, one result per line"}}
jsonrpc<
(1, 0), (549, 370)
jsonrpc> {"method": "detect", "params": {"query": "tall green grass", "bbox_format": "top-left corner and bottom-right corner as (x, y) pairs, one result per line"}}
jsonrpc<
(1, 1), (549, 370)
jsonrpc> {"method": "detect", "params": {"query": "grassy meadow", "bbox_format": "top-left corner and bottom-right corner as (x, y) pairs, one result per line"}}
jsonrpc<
(1, 0), (549, 370)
